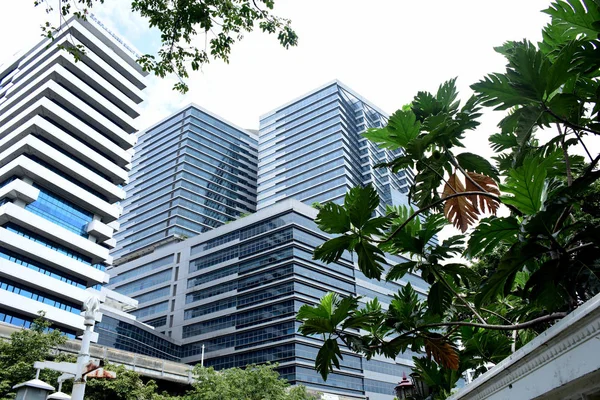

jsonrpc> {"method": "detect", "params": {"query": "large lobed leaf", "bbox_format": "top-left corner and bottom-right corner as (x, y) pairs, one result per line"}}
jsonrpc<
(466, 217), (520, 258)
(363, 109), (421, 150)
(543, 0), (600, 41)
(501, 156), (548, 215)
(315, 202), (350, 234)
(443, 173), (479, 232)
(424, 337), (460, 371)
(344, 185), (379, 229)
(456, 152), (500, 181)
(465, 172), (500, 214)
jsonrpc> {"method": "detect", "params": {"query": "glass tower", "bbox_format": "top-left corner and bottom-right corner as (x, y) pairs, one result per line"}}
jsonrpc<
(0, 17), (146, 338)
(112, 105), (258, 262)
(108, 201), (428, 400)
(258, 80), (414, 214)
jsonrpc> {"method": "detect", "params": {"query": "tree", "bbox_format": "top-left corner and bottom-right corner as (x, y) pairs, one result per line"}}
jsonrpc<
(34, 0), (297, 93)
(0, 313), (67, 399)
(84, 363), (175, 400)
(297, 0), (600, 397)
(186, 364), (320, 400)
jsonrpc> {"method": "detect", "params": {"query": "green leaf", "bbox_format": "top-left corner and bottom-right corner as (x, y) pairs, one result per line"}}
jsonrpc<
(315, 202), (351, 234)
(344, 185), (379, 229)
(547, 93), (582, 122)
(465, 217), (520, 258)
(386, 261), (420, 281)
(427, 281), (452, 315)
(355, 240), (386, 279)
(489, 132), (518, 152)
(316, 339), (343, 380)
(543, 0), (600, 40)
(471, 73), (525, 110)
(504, 41), (551, 102)
(456, 152), (500, 181)
(475, 242), (548, 307)
(313, 234), (356, 264)
(361, 216), (392, 236)
(500, 156), (548, 214)
(363, 109), (421, 149)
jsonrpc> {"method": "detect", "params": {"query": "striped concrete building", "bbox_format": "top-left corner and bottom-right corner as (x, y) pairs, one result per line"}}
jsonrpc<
(0, 16), (146, 339)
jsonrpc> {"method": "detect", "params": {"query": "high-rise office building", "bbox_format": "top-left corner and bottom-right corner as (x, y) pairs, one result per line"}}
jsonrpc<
(108, 82), (425, 399)
(258, 81), (414, 214)
(111, 105), (258, 262)
(0, 16), (146, 338)
(109, 200), (428, 400)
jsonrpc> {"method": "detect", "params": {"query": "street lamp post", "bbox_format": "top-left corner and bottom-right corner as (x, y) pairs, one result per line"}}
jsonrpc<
(71, 297), (100, 400)
(394, 372), (416, 399)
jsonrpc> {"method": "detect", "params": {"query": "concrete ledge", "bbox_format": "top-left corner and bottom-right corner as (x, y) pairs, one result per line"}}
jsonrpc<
(449, 292), (600, 400)
(0, 178), (39, 204)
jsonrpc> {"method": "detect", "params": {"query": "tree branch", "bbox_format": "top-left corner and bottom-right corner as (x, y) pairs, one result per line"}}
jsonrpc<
(559, 124), (573, 186)
(415, 312), (567, 331)
(447, 150), (487, 192)
(544, 105), (600, 135)
(422, 159), (457, 193)
(432, 269), (486, 325)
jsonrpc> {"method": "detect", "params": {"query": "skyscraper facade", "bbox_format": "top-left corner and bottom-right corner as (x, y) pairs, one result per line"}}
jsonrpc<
(111, 105), (258, 262)
(106, 81), (428, 400)
(109, 200), (428, 400)
(258, 81), (414, 214)
(0, 17), (146, 338)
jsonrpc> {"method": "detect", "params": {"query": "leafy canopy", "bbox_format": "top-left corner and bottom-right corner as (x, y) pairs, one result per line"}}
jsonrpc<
(298, 1), (600, 398)
(35, 0), (297, 93)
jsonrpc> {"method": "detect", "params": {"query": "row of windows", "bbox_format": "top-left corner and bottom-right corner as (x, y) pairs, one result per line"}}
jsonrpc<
(362, 359), (412, 377)
(26, 186), (93, 237)
(364, 378), (398, 395)
(182, 334), (235, 357)
(184, 298), (237, 320)
(204, 343), (295, 370)
(4, 223), (104, 270)
(259, 122), (341, 170)
(133, 286), (171, 304)
(235, 321), (296, 349)
(145, 316), (167, 328)
(236, 300), (296, 329)
(95, 315), (180, 361)
(0, 276), (81, 314)
(259, 84), (337, 131)
(239, 228), (293, 258)
(187, 264), (238, 289)
(295, 366), (364, 393)
(185, 132), (256, 170)
(260, 157), (345, 190)
(189, 109), (257, 148)
(296, 343), (362, 370)
(115, 269), (172, 295)
(182, 314), (235, 338)
(130, 301), (169, 319)
(0, 246), (87, 289)
(259, 89), (339, 139)
(0, 308), (76, 338)
(111, 255), (173, 285)
(185, 280), (238, 304)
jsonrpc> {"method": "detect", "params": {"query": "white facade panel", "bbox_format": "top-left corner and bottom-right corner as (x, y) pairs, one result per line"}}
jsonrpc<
(0, 227), (109, 285)
(0, 15), (145, 338)
(0, 203), (110, 264)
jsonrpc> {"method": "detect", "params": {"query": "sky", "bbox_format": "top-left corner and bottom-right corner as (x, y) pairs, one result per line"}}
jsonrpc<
(2, 0), (553, 134)
(0, 0), (563, 241)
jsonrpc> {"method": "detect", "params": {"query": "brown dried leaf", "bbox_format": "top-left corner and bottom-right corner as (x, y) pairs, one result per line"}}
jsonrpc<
(443, 173), (478, 233)
(424, 337), (460, 370)
(465, 172), (500, 214)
